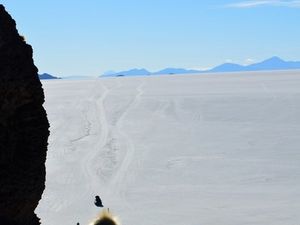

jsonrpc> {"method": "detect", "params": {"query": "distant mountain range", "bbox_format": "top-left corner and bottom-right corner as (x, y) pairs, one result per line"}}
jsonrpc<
(208, 56), (300, 73)
(108, 69), (151, 76)
(152, 68), (200, 75)
(101, 56), (300, 77)
(39, 73), (60, 80)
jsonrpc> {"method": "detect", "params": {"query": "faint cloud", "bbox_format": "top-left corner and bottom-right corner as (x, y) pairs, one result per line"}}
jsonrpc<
(227, 0), (278, 8)
(226, 0), (300, 8)
(244, 58), (255, 65)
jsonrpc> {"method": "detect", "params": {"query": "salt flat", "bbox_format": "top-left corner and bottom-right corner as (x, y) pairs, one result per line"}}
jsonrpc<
(37, 71), (300, 225)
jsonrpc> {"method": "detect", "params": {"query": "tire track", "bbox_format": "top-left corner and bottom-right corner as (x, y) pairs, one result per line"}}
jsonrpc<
(80, 80), (110, 194)
(109, 81), (144, 196)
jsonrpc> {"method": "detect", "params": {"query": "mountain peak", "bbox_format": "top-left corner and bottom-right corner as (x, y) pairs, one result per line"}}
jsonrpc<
(264, 56), (284, 62)
(38, 73), (60, 79)
(102, 68), (151, 77)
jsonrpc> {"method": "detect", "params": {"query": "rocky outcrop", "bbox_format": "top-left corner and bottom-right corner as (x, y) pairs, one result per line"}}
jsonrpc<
(0, 5), (49, 225)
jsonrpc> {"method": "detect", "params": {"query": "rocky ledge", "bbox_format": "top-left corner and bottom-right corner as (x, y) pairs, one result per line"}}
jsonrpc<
(0, 5), (49, 225)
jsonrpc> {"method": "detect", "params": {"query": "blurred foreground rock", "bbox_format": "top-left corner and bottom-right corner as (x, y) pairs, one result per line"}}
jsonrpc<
(0, 4), (49, 225)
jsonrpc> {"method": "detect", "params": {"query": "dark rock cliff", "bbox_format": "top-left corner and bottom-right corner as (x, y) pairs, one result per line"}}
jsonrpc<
(0, 5), (49, 225)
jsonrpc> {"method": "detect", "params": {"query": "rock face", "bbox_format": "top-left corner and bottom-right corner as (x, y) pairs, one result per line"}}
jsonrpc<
(0, 5), (49, 225)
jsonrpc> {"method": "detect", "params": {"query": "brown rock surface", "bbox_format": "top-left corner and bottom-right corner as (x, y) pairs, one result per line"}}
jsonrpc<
(0, 4), (49, 225)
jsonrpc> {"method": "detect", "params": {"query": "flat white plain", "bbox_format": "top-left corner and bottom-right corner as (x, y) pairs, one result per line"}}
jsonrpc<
(37, 71), (300, 225)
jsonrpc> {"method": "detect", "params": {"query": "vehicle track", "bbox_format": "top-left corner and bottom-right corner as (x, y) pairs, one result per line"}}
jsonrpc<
(109, 81), (144, 197)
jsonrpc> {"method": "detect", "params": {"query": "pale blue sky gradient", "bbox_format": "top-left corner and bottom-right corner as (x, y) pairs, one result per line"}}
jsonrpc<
(1, 0), (300, 76)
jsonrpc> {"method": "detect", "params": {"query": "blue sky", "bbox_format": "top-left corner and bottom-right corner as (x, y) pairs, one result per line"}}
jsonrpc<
(1, 0), (300, 76)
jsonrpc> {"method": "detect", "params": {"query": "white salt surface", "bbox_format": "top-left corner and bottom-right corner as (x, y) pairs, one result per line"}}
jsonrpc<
(37, 71), (300, 225)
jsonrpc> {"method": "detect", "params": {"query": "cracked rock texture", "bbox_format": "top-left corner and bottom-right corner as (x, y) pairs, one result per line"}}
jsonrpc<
(0, 5), (49, 225)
